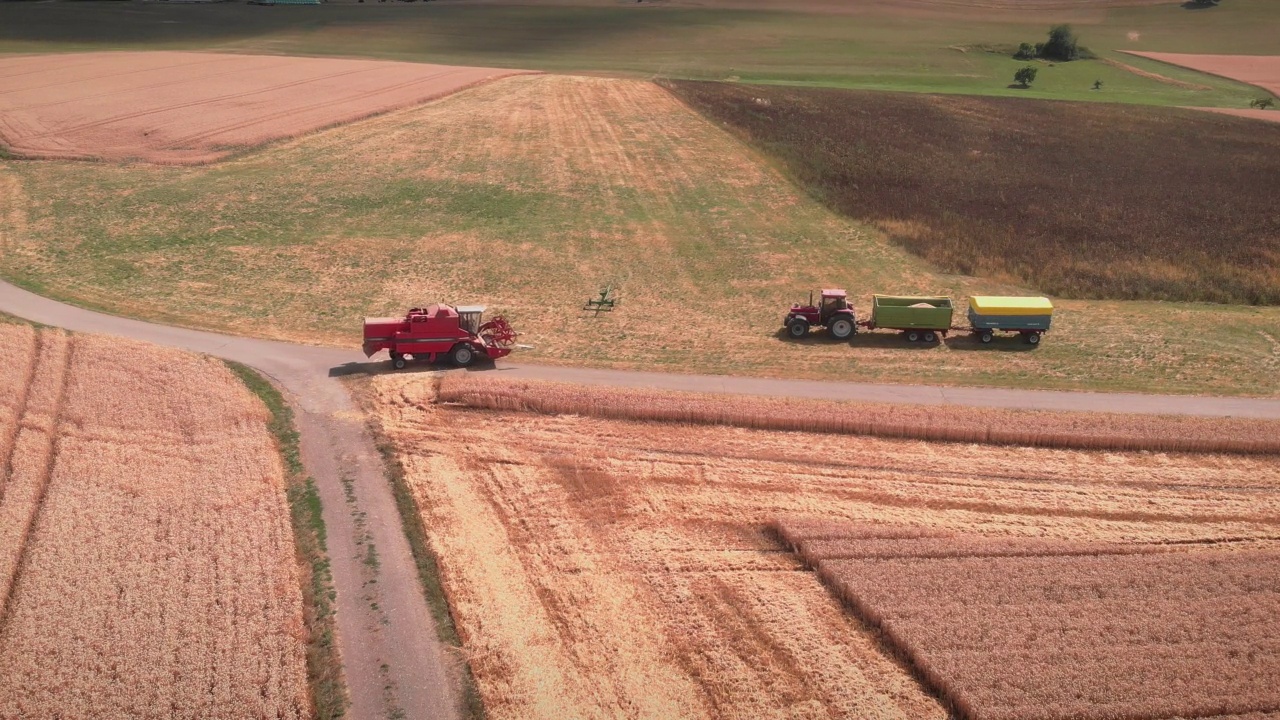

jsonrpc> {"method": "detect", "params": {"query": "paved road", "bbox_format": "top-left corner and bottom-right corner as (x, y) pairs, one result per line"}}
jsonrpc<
(3, 279), (1279, 720)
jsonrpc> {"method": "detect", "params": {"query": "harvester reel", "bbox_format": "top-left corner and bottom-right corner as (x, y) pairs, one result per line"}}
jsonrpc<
(479, 316), (518, 347)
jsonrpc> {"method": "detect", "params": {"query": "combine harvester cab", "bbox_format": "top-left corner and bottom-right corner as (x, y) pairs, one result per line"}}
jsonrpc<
(864, 295), (954, 343)
(363, 304), (519, 369)
(967, 296), (1053, 345)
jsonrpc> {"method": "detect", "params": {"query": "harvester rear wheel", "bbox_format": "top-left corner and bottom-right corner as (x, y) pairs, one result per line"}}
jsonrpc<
(451, 343), (476, 367)
(786, 318), (810, 339)
(828, 317), (854, 340)
(391, 353), (407, 370)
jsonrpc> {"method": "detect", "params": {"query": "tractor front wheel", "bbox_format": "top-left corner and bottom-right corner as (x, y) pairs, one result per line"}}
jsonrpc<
(451, 343), (477, 367)
(786, 317), (810, 339)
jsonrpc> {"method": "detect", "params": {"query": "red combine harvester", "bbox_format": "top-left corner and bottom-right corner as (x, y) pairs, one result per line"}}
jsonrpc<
(363, 304), (518, 369)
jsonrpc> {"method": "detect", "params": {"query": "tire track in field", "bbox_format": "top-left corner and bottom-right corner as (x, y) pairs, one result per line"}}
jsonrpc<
(160, 67), (479, 151)
(0, 328), (40, 504)
(20, 65), (392, 141)
(0, 54), (252, 101)
(0, 331), (72, 629)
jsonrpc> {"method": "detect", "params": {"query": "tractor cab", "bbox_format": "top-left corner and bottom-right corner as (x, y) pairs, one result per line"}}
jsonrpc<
(818, 289), (848, 323)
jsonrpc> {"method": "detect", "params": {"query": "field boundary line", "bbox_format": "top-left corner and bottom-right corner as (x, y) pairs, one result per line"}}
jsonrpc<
(225, 361), (349, 720)
(0, 330), (72, 630)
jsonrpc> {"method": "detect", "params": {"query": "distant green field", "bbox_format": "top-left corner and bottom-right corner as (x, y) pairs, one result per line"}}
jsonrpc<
(0, 0), (1275, 107)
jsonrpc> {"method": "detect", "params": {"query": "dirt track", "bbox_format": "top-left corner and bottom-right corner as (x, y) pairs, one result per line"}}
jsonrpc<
(0, 52), (524, 164)
(2, 279), (1280, 718)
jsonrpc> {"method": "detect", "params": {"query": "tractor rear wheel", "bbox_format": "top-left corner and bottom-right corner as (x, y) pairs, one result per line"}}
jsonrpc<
(906, 331), (920, 343)
(828, 317), (854, 340)
(979, 330), (994, 344)
(923, 331), (937, 343)
(786, 317), (810, 339)
(1025, 332), (1041, 345)
(451, 343), (477, 367)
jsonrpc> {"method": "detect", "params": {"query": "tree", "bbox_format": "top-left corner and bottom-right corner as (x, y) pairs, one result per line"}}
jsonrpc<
(1093, 79), (1104, 90)
(1250, 98), (1275, 110)
(1040, 24), (1081, 62)
(1014, 42), (1037, 60)
(1015, 66), (1038, 88)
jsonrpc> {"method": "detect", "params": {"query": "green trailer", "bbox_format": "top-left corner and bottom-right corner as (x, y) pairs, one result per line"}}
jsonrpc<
(864, 295), (953, 342)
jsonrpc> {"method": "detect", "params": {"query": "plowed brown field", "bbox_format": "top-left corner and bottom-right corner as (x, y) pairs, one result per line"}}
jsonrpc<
(0, 323), (308, 718)
(364, 373), (1280, 720)
(0, 52), (523, 163)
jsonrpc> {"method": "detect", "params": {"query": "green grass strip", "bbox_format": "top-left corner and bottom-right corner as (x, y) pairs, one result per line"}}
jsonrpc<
(225, 361), (349, 720)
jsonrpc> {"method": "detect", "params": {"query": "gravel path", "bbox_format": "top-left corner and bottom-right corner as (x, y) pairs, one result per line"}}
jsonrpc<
(2, 278), (1279, 719)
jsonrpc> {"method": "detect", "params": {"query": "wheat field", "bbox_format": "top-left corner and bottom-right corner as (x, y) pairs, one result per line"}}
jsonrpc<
(437, 375), (1280, 455)
(778, 525), (1280, 720)
(365, 373), (1280, 720)
(0, 324), (308, 719)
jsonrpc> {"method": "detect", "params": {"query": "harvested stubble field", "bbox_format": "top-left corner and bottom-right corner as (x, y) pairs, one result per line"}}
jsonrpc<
(0, 324), (309, 718)
(777, 524), (1280, 720)
(4, 73), (1280, 396)
(362, 371), (1280, 720)
(0, 51), (521, 163)
(437, 375), (1280, 454)
(665, 80), (1280, 306)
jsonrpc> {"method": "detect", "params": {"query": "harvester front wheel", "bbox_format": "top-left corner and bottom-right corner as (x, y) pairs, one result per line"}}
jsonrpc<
(451, 343), (476, 367)
(828, 317), (855, 340)
(786, 318), (810, 339)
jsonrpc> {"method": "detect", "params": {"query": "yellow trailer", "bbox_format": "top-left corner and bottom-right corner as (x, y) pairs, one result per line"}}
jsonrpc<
(967, 296), (1054, 345)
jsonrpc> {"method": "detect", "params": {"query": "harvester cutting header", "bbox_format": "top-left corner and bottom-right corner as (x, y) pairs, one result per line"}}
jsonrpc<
(363, 304), (519, 369)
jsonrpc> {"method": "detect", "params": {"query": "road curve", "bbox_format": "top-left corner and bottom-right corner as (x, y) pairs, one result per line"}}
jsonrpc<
(0, 279), (464, 720)
(3, 279), (1280, 719)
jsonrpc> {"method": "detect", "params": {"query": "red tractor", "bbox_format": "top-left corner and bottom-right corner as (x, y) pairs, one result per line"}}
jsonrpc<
(784, 289), (857, 340)
(363, 304), (518, 369)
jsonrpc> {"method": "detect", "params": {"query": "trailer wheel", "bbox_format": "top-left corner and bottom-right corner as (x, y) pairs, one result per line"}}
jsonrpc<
(786, 317), (810, 339)
(828, 317), (854, 340)
(1025, 332), (1041, 345)
(391, 354), (407, 370)
(923, 331), (937, 343)
(906, 331), (920, 343)
(451, 343), (476, 367)
(979, 330), (994, 344)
